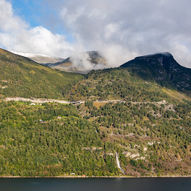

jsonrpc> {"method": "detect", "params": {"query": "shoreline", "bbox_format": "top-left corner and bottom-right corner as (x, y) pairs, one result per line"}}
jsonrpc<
(0, 175), (191, 179)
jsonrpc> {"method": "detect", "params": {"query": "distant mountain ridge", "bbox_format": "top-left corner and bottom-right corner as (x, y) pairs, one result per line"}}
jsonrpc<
(11, 51), (64, 64)
(45, 51), (107, 73)
(4, 48), (191, 96)
(29, 55), (63, 64)
(14, 50), (108, 73)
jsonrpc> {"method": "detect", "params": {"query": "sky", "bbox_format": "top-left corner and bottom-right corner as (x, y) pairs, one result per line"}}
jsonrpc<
(0, 0), (191, 68)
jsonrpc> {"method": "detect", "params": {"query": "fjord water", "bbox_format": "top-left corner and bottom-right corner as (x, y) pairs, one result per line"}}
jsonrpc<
(0, 178), (190, 191)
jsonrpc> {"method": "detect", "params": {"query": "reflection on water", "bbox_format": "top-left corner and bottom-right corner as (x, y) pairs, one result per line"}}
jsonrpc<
(0, 178), (190, 191)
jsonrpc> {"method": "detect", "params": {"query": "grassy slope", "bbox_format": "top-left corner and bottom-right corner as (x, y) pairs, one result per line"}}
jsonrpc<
(0, 49), (83, 99)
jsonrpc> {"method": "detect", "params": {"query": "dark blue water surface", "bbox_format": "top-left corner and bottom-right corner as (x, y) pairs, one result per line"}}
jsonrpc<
(0, 178), (190, 191)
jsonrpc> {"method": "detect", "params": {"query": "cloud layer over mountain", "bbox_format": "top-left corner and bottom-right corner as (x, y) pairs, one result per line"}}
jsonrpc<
(0, 0), (191, 68)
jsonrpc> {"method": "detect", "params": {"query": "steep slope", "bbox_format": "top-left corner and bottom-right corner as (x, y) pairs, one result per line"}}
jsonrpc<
(66, 67), (191, 102)
(0, 49), (190, 177)
(120, 53), (191, 95)
(1, 68), (191, 177)
(64, 65), (191, 176)
(0, 48), (83, 99)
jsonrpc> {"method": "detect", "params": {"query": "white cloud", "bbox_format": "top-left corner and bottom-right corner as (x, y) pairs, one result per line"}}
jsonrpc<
(0, 0), (74, 58)
(0, 0), (191, 69)
(0, 0), (27, 32)
(56, 0), (191, 68)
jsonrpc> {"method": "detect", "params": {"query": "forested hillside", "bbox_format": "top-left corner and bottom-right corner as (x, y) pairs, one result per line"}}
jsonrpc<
(0, 49), (83, 99)
(0, 49), (190, 177)
(0, 98), (190, 176)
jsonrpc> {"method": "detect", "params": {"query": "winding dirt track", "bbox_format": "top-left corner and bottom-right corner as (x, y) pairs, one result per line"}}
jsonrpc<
(3, 97), (168, 106)
(4, 97), (82, 104)
(4, 97), (125, 105)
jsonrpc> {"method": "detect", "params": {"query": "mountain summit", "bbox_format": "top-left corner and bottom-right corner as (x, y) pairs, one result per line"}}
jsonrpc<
(121, 52), (191, 95)
(43, 51), (107, 74)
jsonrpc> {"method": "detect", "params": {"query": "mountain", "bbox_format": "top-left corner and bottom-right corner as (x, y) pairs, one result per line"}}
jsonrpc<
(0, 49), (191, 177)
(120, 52), (191, 95)
(43, 51), (107, 73)
(17, 50), (108, 73)
(0, 48), (83, 99)
(28, 55), (64, 64)
(65, 52), (191, 101)
(11, 51), (64, 64)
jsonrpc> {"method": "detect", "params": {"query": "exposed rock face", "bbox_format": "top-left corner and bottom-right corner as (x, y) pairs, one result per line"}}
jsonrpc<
(87, 51), (107, 66)
(121, 52), (191, 94)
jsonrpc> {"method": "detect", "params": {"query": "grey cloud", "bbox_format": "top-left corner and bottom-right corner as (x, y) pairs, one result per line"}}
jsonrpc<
(46, 0), (191, 68)
(1, 0), (191, 69)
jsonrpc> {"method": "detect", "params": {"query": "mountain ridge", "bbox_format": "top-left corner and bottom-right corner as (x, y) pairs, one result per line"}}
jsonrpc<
(45, 51), (108, 73)
(0, 48), (191, 177)
(120, 52), (191, 95)
(0, 48), (83, 99)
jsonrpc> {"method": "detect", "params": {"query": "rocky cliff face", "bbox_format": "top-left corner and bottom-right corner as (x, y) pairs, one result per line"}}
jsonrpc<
(121, 52), (191, 95)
